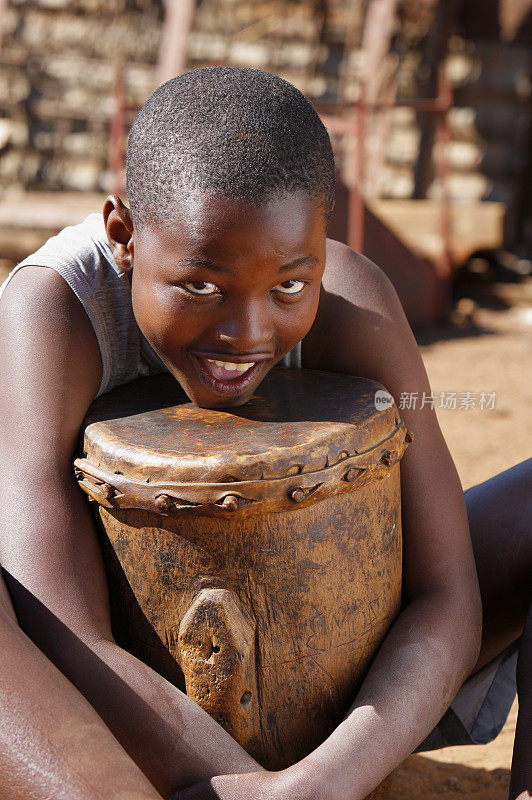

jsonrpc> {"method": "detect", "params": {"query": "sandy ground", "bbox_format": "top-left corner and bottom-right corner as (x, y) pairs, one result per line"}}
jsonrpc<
(391, 284), (532, 799)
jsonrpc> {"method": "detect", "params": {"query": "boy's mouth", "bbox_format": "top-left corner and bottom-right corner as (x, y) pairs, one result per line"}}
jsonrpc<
(204, 358), (257, 381)
(189, 353), (268, 398)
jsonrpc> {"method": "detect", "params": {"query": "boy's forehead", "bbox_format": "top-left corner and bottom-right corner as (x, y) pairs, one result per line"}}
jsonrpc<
(137, 191), (327, 254)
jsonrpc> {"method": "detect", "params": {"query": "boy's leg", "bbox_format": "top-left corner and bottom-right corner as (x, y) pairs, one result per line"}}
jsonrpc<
(465, 459), (532, 799)
(466, 459), (531, 671)
(0, 573), (164, 800)
(510, 602), (532, 800)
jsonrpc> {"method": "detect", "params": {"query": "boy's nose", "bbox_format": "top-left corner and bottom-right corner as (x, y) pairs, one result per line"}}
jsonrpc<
(215, 301), (275, 354)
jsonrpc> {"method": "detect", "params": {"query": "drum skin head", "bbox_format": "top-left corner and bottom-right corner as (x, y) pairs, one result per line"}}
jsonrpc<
(79, 367), (402, 485)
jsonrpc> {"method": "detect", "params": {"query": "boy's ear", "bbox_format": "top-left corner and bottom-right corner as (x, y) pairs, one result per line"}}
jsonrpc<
(103, 195), (134, 274)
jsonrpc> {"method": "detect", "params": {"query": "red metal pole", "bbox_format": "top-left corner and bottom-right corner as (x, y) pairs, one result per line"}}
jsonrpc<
(435, 63), (453, 316)
(156, 0), (197, 86)
(436, 64), (452, 276)
(0, 0), (7, 51)
(109, 65), (125, 197)
(347, 0), (398, 254)
(348, 99), (366, 253)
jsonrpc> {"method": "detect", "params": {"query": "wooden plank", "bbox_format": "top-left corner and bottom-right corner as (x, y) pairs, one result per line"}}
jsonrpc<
(370, 199), (506, 265)
(0, 191), (107, 263)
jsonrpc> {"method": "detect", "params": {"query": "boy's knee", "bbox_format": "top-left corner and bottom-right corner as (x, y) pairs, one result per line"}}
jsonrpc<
(516, 602), (532, 693)
(466, 459), (532, 526)
(466, 459), (532, 573)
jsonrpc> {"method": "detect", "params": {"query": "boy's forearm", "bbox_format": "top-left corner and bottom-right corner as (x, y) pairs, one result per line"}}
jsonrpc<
(85, 638), (262, 794)
(287, 591), (482, 800)
(8, 595), (261, 797)
(1, 479), (260, 799)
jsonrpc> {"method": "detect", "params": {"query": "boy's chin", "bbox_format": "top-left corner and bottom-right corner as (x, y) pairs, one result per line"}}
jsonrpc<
(198, 393), (252, 409)
(187, 388), (255, 410)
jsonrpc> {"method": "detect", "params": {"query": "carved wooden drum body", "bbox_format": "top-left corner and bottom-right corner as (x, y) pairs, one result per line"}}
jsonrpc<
(75, 368), (410, 797)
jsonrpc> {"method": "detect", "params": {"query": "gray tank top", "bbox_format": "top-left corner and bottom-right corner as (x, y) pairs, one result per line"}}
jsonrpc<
(0, 213), (302, 397)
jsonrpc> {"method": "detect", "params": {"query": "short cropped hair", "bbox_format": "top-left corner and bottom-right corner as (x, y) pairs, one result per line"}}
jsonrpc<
(126, 67), (335, 227)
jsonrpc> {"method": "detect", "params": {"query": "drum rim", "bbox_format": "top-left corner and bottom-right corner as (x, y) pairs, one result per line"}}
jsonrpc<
(75, 369), (412, 516)
(74, 421), (411, 516)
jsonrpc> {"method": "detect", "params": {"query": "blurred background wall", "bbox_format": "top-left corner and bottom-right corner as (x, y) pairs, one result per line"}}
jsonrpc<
(0, 0), (531, 326)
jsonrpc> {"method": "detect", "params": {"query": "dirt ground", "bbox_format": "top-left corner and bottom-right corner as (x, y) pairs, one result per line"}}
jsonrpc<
(391, 281), (532, 799)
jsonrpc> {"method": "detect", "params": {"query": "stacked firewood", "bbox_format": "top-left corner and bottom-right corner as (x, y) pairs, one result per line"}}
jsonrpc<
(0, 0), (529, 222)
(0, 0), (163, 192)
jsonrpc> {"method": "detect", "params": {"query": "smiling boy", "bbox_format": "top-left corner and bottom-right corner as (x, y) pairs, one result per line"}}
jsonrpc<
(121, 188), (324, 408)
(0, 67), (530, 800)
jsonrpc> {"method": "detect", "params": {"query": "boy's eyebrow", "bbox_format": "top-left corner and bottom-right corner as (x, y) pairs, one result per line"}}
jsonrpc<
(278, 254), (320, 271)
(177, 256), (232, 272)
(177, 255), (319, 272)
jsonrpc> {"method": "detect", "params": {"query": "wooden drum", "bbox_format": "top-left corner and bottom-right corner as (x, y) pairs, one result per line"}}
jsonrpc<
(74, 368), (411, 799)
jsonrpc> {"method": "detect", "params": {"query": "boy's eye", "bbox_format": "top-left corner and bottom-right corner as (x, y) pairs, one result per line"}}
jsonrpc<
(182, 281), (219, 295)
(274, 279), (307, 295)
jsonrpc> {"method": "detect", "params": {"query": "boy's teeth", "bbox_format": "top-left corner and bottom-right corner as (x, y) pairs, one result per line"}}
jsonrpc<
(207, 359), (255, 372)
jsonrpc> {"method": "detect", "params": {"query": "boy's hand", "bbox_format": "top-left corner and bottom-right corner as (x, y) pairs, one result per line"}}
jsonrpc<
(171, 767), (317, 800)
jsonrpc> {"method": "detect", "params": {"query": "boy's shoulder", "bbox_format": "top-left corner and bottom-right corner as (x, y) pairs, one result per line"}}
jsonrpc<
(322, 238), (395, 301)
(303, 238), (411, 377)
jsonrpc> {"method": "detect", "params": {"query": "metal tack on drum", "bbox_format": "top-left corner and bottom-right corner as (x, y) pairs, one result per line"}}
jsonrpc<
(380, 450), (393, 467)
(154, 494), (172, 513)
(289, 488), (306, 503)
(100, 482), (115, 500)
(220, 495), (239, 512)
(345, 468), (359, 483)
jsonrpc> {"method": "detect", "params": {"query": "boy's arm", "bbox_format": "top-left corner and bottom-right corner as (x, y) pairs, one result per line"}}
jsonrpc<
(0, 267), (262, 799)
(289, 243), (483, 798)
(175, 243), (483, 800)
(0, 571), (165, 800)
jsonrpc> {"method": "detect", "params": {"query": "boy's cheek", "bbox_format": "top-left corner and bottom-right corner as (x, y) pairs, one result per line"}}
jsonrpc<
(132, 286), (191, 350)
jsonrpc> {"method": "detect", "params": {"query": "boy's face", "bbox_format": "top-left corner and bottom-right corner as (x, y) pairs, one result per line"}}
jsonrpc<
(130, 192), (327, 408)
